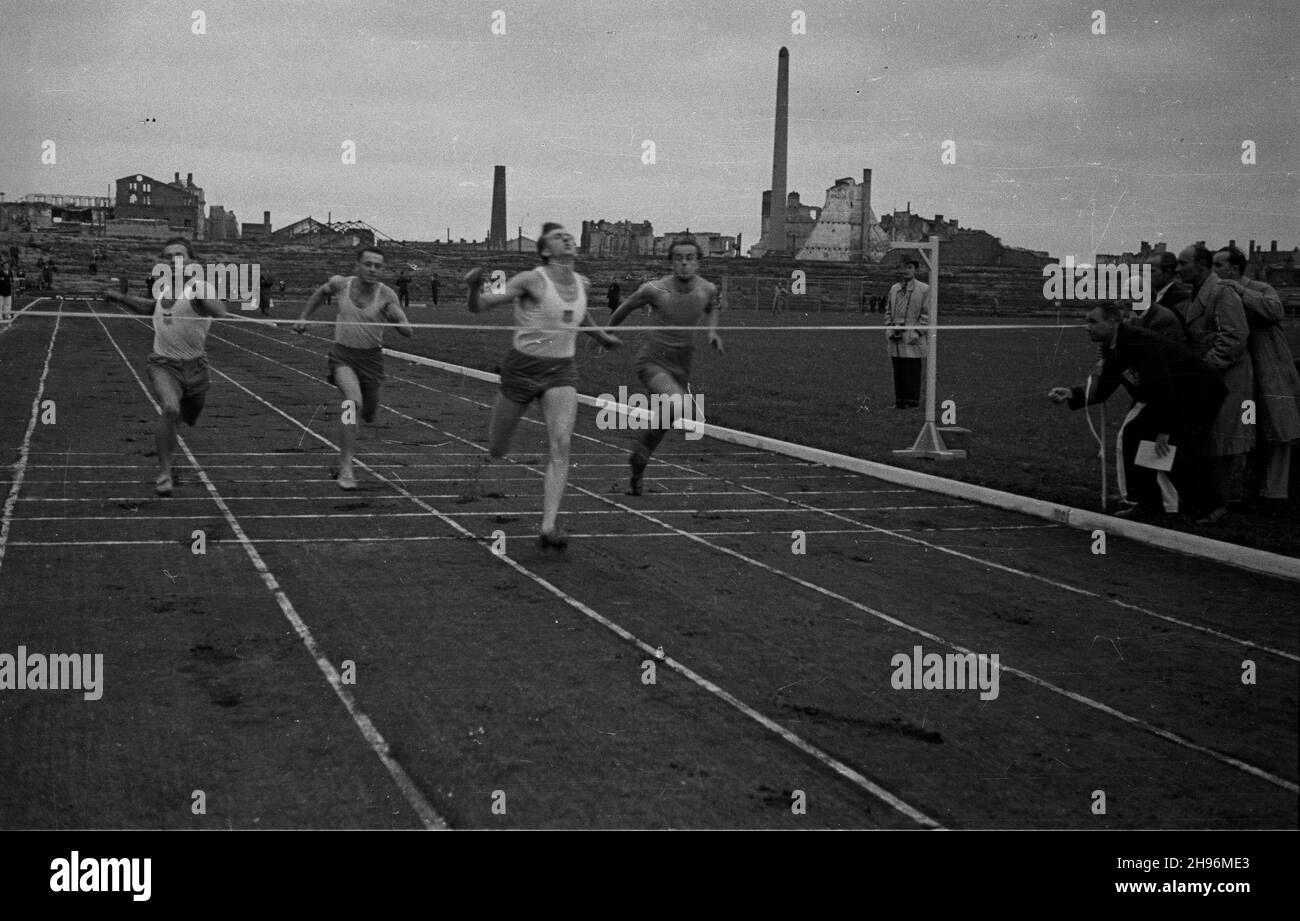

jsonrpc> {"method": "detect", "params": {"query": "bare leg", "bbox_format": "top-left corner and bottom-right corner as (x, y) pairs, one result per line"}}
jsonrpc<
(467, 394), (529, 498)
(331, 365), (365, 485)
(630, 371), (687, 495)
(538, 386), (577, 537)
(149, 371), (184, 493)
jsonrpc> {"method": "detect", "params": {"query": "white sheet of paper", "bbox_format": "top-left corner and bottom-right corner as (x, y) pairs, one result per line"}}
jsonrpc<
(1135, 440), (1175, 471)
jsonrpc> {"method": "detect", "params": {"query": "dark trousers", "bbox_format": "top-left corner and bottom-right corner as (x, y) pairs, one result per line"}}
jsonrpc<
(891, 356), (922, 406)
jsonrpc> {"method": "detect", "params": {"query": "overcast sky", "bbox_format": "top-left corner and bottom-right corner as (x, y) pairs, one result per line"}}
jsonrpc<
(1, 0), (1295, 261)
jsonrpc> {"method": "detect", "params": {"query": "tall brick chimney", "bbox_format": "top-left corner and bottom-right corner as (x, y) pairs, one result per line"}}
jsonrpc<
(489, 165), (506, 250)
(766, 47), (790, 254)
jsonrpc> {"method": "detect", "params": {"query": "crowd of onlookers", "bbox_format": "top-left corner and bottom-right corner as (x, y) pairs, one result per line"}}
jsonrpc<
(1051, 244), (1299, 525)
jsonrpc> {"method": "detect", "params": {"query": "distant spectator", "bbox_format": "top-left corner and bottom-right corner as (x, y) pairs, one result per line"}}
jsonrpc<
(278, 279), (286, 297)
(0, 260), (13, 322)
(429, 272), (440, 306)
(607, 281), (621, 311)
(396, 268), (411, 309)
(1214, 245), (1300, 509)
(18, 269), (28, 294)
(1049, 302), (1226, 520)
(885, 259), (928, 409)
(990, 294), (999, 318)
(772, 280), (788, 314)
(1177, 244), (1253, 525)
(259, 274), (273, 316)
(88, 251), (98, 275)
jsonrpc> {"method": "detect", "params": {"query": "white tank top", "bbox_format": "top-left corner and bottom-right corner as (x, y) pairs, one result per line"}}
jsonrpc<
(512, 268), (586, 358)
(334, 277), (389, 350)
(152, 282), (212, 360)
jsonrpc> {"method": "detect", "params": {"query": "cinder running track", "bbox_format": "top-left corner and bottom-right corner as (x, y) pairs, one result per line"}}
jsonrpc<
(0, 299), (1294, 829)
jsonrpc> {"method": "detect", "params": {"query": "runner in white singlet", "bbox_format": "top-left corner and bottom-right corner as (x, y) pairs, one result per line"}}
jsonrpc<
(101, 237), (230, 497)
(464, 223), (620, 549)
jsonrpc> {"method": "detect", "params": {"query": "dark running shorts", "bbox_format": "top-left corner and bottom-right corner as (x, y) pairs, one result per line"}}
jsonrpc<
(147, 354), (210, 426)
(635, 341), (693, 390)
(499, 348), (578, 405)
(327, 343), (384, 423)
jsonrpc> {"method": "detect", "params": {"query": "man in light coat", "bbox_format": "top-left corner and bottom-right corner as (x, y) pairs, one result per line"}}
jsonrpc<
(885, 259), (929, 408)
(1214, 246), (1300, 505)
(1176, 244), (1254, 524)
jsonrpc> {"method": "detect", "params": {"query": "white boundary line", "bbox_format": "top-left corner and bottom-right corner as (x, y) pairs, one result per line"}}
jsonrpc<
(9, 528), (905, 547)
(385, 348), (1300, 583)
(14, 509), (1052, 524)
(0, 303), (62, 583)
(90, 307), (449, 831)
(215, 322), (1300, 797)
(195, 328), (945, 829)
(367, 346), (1300, 664)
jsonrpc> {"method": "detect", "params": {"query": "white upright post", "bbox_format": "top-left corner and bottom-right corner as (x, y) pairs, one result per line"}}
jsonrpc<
(892, 235), (966, 460)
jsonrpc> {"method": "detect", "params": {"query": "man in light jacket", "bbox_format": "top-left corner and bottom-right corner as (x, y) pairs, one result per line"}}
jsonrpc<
(885, 259), (929, 409)
(1214, 246), (1300, 507)
(1176, 244), (1254, 524)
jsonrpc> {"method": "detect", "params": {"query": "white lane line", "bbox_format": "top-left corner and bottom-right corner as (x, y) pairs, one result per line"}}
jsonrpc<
(461, 420), (1300, 796)
(15, 508), (1060, 525)
(91, 307), (449, 831)
(652, 457), (1300, 665)
(14, 489), (876, 502)
(277, 339), (1300, 795)
(0, 303), (62, 583)
(9, 528), (897, 547)
(218, 322), (1300, 799)
(203, 330), (943, 830)
(385, 365), (1300, 661)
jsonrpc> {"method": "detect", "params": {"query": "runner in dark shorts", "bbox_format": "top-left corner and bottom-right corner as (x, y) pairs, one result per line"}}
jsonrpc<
(499, 348), (580, 406)
(607, 236), (723, 495)
(465, 222), (620, 549)
(326, 343), (384, 423)
(101, 237), (229, 496)
(296, 246), (412, 490)
(146, 355), (210, 426)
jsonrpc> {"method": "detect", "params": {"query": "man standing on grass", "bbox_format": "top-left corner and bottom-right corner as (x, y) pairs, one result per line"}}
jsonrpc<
(396, 268), (411, 310)
(885, 259), (929, 409)
(101, 237), (229, 497)
(0, 260), (13, 323)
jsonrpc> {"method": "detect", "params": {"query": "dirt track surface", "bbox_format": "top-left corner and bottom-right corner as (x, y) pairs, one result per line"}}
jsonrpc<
(1, 300), (1295, 829)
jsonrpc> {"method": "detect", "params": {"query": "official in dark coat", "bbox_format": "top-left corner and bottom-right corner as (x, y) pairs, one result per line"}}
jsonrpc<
(1050, 303), (1226, 518)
